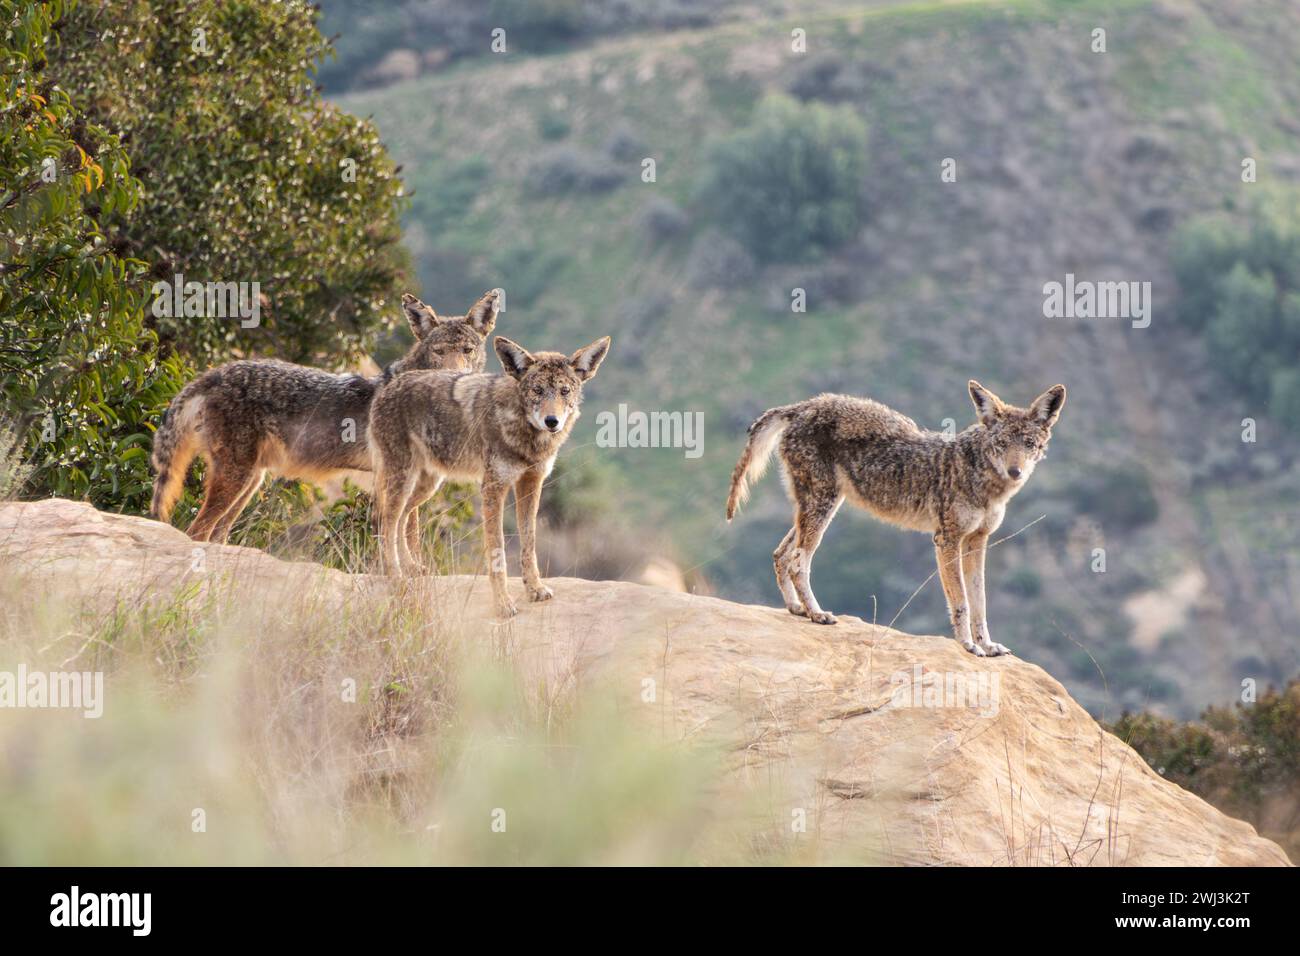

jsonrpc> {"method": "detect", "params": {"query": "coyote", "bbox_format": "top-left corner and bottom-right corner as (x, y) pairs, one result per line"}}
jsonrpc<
(726, 381), (1065, 656)
(149, 290), (501, 544)
(369, 334), (611, 618)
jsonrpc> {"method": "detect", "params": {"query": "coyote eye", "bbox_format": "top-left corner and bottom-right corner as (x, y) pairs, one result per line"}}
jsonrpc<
(463, 347), (474, 354)
(560, 387), (571, 396)
(533, 386), (544, 396)
(1023, 437), (1036, 449)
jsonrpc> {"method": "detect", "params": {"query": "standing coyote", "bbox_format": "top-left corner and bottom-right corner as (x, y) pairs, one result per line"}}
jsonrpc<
(725, 381), (1066, 656)
(150, 290), (502, 544)
(369, 334), (611, 618)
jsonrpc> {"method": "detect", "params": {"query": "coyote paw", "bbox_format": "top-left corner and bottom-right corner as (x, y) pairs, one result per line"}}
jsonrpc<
(527, 584), (554, 603)
(962, 639), (988, 657)
(980, 640), (1012, 657)
(495, 599), (518, 621)
(809, 610), (837, 625)
(786, 603), (808, 617)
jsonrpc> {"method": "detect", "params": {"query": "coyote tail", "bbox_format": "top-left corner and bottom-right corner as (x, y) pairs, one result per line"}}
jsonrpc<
(149, 379), (207, 522)
(726, 405), (795, 522)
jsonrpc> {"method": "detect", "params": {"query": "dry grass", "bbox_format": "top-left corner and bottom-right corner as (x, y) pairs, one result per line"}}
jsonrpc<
(0, 560), (807, 865)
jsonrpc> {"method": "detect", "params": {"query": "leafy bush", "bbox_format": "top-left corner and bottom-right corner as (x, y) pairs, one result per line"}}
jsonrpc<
(696, 94), (867, 263)
(685, 230), (755, 289)
(528, 145), (624, 196)
(1112, 680), (1300, 861)
(1173, 194), (1300, 433)
(0, 0), (190, 511)
(45, 0), (410, 367)
(637, 197), (689, 244)
(537, 110), (572, 141)
(1068, 462), (1160, 529)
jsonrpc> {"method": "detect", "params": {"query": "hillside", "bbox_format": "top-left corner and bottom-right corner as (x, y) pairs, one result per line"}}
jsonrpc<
(329, 0), (1300, 719)
(0, 499), (1287, 865)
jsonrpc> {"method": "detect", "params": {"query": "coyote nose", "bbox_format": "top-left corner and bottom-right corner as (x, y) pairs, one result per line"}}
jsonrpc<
(544, 415), (560, 430)
(1007, 466), (1022, 480)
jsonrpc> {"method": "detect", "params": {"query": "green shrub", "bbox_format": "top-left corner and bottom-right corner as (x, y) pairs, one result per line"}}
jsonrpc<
(1173, 194), (1300, 433)
(696, 94), (867, 263)
(0, 0), (190, 511)
(1111, 680), (1300, 860)
(1068, 462), (1160, 529)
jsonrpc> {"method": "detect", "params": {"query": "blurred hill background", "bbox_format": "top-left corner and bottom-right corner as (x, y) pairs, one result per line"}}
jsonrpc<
(317, 0), (1300, 720)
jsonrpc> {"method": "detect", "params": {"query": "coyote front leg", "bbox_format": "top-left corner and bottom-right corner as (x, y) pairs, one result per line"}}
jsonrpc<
(961, 530), (1009, 656)
(934, 528), (981, 656)
(514, 467), (553, 603)
(480, 477), (516, 619)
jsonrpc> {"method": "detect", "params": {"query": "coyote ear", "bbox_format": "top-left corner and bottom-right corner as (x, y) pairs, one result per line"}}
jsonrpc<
(465, 288), (502, 337)
(569, 336), (611, 382)
(495, 336), (535, 379)
(1029, 384), (1066, 427)
(402, 293), (439, 339)
(968, 380), (1002, 425)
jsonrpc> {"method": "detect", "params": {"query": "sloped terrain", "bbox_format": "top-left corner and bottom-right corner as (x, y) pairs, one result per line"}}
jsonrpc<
(0, 499), (1287, 865)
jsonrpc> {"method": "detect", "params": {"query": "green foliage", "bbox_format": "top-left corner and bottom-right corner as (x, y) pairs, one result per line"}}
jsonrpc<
(0, 0), (190, 511)
(1112, 680), (1300, 860)
(1173, 194), (1300, 434)
(696, 94), (867, 263)
(44, 0), (410, 367)
(1066, 461), (1160, 529)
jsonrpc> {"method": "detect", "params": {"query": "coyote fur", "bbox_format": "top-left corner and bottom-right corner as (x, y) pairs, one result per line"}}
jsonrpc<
(368, 334), (611, 618)
(149, 290), (502, 543)
(726, 380), (1066, 656)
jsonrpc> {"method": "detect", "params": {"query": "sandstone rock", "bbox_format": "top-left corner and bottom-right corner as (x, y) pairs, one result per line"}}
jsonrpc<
(0, 499), (1289, 866)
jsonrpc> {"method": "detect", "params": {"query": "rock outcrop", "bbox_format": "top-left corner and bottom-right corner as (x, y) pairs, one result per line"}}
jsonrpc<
(0, 499), (1289, 866)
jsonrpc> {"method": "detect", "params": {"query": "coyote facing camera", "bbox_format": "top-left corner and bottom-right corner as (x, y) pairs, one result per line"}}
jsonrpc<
(149, 290), (502, 543)
(369, 334), (611, 620)
(726, 380), (1066, 656)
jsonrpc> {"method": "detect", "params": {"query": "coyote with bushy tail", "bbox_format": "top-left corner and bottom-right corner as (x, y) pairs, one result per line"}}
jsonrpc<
(150, 290), (501, 544)
(726, 381), (1065, 656)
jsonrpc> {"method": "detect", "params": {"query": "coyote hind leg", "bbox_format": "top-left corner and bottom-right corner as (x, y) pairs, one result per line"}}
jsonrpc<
(772, 526), (804, 616)
(787, 491), (843, 625)
(401, 473), (444, 575)
(208, 468), (265, 545)
(187, 453), (257, 543)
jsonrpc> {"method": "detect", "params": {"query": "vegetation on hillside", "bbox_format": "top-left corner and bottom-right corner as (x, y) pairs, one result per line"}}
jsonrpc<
(1173, 191), (1300, 434)
(315, 0), (769, 92)
(697, 94), (867, 263)
(1113, 680), (1300, 862)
